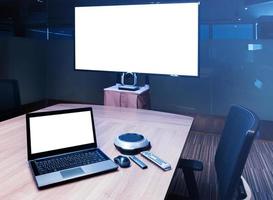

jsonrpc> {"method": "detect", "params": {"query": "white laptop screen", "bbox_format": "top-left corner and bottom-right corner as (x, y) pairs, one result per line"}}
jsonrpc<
(29, 111), (95, 154)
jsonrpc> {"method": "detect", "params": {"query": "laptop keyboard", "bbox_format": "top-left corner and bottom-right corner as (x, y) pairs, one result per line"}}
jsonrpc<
(35, 149), (108, 175)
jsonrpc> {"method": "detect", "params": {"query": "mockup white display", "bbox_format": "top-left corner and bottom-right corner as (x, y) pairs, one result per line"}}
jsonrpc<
(30, 111), (94, 154)
(75, 3), (199, 76)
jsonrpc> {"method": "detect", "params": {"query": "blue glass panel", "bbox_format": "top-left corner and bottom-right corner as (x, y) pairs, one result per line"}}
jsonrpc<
(200, 25), (209, 40)
(48, 27), (73, 40)
(245, 0), (269, 5)
(212, 24), (253, 40)
(0, 31), (12, 37)
(26, 28), (48, 40)
(26, 27), (73, 40)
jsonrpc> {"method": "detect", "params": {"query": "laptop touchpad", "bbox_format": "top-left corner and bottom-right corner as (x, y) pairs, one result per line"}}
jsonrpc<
(61, 167), (85, 179)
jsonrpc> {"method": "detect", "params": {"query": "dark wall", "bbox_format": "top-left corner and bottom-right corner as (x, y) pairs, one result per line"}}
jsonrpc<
(0, 37), (46, 104)
(0, 38), (9, 78)
(150, 40), (273, 120)
(1, 38), (272, 120)
(44, 38), (273, 120)
(1, 0), (273, 121)
(46, 39), (116, 104)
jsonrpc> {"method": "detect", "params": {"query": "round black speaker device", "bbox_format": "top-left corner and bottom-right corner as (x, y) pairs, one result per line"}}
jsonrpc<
(114, 133), (151, 155)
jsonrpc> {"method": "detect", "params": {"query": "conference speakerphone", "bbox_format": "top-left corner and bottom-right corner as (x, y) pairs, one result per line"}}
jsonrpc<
(114, 133), (151, 155)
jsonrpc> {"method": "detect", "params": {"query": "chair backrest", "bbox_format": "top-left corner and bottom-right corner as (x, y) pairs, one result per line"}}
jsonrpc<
(0, 79), (21, 112)
(214, 105), (259, 200)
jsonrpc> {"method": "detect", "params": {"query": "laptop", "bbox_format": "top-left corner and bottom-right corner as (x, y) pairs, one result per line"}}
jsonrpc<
(26, 107), (118, 189)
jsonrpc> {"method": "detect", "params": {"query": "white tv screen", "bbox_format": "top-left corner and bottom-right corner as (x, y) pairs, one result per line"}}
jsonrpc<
(75, 3), (199, 76)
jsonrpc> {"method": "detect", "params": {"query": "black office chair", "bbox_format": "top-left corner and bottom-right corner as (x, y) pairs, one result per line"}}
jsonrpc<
(167, 105), (259, 200)
(0, 79), (21, 113)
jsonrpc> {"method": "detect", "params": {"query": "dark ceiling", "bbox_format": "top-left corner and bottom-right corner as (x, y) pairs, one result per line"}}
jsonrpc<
(0, 0), (273, 36)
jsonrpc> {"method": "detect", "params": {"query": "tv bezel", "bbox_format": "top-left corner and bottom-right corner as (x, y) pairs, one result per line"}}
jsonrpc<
(73, 2), (200, 78)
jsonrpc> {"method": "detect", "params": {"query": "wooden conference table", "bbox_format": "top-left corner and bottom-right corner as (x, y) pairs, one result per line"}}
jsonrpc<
(0, 104), (193, 200)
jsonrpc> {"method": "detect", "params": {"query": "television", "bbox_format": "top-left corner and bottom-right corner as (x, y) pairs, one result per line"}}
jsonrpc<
(75, 2), (199, 77)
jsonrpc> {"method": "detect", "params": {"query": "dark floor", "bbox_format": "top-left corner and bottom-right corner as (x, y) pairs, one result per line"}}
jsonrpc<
(167, 131), (273, 200)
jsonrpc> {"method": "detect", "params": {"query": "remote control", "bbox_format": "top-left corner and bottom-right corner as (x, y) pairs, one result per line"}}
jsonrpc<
(140, 151), (171, 171)
(129, 155), (147, 169)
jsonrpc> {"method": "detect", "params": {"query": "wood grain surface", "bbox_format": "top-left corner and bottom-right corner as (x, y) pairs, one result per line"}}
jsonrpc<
(0, 104), (193, 200)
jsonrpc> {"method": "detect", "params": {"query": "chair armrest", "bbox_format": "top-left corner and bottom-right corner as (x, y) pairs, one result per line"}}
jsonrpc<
(241, 176), (253, 200)
(176, 159), (203, 199)
(177, 158), (203, 171)
(237, 177), (247, 199)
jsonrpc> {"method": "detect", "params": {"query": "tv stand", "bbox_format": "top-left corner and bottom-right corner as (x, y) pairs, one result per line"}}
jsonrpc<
(104, 84), (150, 109)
